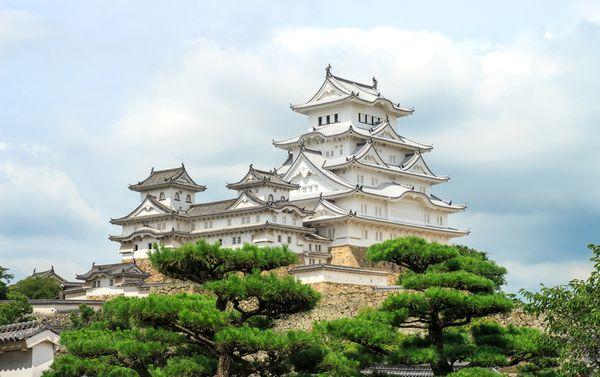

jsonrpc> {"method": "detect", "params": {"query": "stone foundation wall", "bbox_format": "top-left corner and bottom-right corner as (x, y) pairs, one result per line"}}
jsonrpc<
(275, 282), (393, 330)
(329, 245), (403, 281)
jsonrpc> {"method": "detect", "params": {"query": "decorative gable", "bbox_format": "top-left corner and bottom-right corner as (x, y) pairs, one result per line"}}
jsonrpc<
(371, 123), (403, 142)
(314, 80), (346, 102)
(404, 155), (436, 177)
(285, 155), (349, 195)
(227, 192), (264, 210)
(130, 197), (170, 218)
(356, 145), (386, 166)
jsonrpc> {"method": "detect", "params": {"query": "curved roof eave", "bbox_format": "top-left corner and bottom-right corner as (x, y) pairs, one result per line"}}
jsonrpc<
(305, 214), (469, 236)
(291, 96), (413, 116)
(322, 186), (465, 211)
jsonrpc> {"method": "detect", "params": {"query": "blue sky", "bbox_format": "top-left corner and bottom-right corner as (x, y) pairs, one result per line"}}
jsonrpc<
(1, 0), (599, 292)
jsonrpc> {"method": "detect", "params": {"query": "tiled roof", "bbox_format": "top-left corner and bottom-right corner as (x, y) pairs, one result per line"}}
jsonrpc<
(76, 262), (149, 280)
(0, 321), (56, 343)
(30, 267), (68, 283)
(227, 166), (299, 190)
(291, 67), (413, 115)
(362, 364), (498, 376)
(187, 198), (238, 216)
(129, 165), (206, 192)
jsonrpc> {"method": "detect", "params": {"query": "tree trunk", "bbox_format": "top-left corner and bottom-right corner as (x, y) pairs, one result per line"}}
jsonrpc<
(216, 353), (231, 377)
(428, 317), (453, 376)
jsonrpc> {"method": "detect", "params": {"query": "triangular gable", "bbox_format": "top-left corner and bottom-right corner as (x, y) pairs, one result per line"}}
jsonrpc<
(128, 196), (171, 219)
(310, 199), (349, 219)
(371, 122), (404, 143)
(124, 265), (146, 275)
(227, 191), (265, 210)
(355, 143), (387, 166)
(173, 170), (194, 185)
(283, 152), (353, 191)
(312, 77), (348, 103)
(402, 154), (436, 177)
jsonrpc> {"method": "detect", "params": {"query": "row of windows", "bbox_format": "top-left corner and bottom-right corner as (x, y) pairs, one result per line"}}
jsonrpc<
(187, 214), (298, 231)
(133, 243), (154, 251)
(277, 234), (293, 244)
(301, 185), (319, 194)
(358, 113), (383, 125)
(362, 229), (397, 241)
(307, 243), (323, 252)
(266, 193), (288, 201)
(307, 258), (323, 265)
(318, 113), (339, 126)
(424, 214), (444, 226)
(92, 279), (114, 288)
(158, 192), (192, 203)
(324, 143), (344, 158)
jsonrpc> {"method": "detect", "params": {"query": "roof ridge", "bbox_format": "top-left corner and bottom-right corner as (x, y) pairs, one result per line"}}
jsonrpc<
(0, 320), (41, 332)
(190, 198), (237, 207)
(330, 74), (376, 90)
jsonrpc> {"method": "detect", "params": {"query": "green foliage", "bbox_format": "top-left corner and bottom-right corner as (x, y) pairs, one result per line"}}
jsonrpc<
(322, 237), (529, 376)
(47, 241), (320, 377)
(204, 272), (319, 319)
(10, 276), (62, 299)
(149, 240), (298, 284)
(447, 367), (499, 377)
(521, 243), (600, 376)
(0, 292), (32, 325)
(69, 304), (96, 329)
(0, 265), (13, 300)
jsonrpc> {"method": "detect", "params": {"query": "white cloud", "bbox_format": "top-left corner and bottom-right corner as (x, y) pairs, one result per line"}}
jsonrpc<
(0, 9), (46, 49)
(576, 0), (600, 25)
(79, 26), (589, 174)
(0, 141), (8, 152)
(503, 260), (593, 293)
(0, 162), (104, 236)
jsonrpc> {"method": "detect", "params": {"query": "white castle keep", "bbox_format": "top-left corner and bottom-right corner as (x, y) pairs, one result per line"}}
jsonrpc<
(65, 66), (468, 298)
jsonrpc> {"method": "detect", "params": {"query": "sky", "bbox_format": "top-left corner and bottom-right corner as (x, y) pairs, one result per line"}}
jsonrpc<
(1, 0), (599, 292)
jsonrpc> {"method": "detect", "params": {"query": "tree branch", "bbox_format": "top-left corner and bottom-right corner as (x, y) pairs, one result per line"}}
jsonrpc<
(172, 323), (217, 354)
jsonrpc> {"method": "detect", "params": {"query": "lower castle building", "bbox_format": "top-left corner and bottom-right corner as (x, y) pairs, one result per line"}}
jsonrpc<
(67, 67), (468, 300)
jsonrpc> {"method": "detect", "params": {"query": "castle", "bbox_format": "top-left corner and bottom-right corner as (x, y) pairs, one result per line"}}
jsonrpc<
(63, 66), (468, 300)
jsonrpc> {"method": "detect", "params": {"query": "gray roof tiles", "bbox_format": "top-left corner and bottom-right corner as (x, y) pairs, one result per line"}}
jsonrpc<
(129, 165), (206, 192)
(0, 321), (56, 343)
(76, 262), (149, 280)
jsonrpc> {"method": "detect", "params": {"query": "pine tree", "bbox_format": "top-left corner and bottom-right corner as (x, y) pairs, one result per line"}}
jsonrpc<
(321, 237), (518, 375)
(45, 240), (320, 377)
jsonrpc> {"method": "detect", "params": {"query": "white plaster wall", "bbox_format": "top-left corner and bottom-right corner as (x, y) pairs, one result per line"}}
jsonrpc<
(240, 186), (291, 202)
(31, 342), (55, 377)
(141, 187), (196, 211)
(63, 290), (87, 300)
(293, 269), (388, 286)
